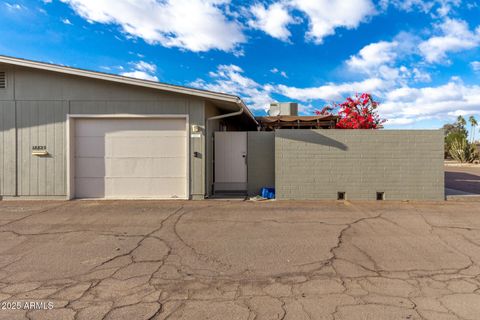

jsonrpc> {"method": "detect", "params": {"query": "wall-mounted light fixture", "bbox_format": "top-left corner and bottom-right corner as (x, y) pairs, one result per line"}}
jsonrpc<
(191, 124), (200, 133)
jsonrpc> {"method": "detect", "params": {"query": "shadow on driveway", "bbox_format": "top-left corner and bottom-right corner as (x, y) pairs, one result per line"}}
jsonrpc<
(445, 166), (480, 194)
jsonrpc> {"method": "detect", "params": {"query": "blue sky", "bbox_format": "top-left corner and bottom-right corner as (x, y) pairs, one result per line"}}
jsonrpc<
(1, 0), (479, 133)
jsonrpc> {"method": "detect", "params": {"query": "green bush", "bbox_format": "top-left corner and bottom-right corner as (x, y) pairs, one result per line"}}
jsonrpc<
(448, 134), (479, 163)
(445, 131), (466, 159)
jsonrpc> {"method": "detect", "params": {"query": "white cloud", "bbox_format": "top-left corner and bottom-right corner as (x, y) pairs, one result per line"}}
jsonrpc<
(386, 117), (416, 125)
(62, 18), (73, 25)
(60, 0), (245, 52)
(190, 64), (273, 111)
(447, 109), (470, 116)
(412, 68), (432, 82)
(121, 70), (158, 81)
(472, 61), (480, 72)
(191, 62), (480, 126)
(347, 41), (399, 71)
(270, 67), (288, 78)
(248, 2), (294, 41)
(278, 78), (480, 125)
(381, 81), (480, 124)
(291, 0), (376, 44)
(435, 0), (461, 16)
(120, 61), (158, 81)
(191, 65), (385, 112)
(419, 18), (480, 63)
(380, 0), (461, 17)
(246, 0), (376, 44)
(276, 77), (387, 101)
(380, 0), (432, 11)
(4, 2), (25, 10)
(298, 103), (316, 114)
(132, 61), (156, 74)
(346, 37), (430, 84)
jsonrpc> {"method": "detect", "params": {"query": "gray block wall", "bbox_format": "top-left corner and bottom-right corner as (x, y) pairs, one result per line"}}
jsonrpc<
(247, 132), (275, 196)
(275, 129), (444, 200)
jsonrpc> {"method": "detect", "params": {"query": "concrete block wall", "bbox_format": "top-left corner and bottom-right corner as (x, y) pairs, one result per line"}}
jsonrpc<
(275, 129), (444, 200)
(247, 132), (275, 196)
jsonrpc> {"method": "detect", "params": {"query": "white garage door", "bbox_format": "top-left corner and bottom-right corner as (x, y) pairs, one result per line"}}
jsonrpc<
(74, 118), (187, 199)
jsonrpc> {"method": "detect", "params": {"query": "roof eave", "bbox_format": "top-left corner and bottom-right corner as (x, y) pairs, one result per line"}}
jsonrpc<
(236, 98), (258, 126)
(0, 55), (249, 108)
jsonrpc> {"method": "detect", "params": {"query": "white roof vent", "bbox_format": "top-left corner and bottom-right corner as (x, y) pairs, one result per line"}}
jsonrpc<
(0, 72), (5, 89)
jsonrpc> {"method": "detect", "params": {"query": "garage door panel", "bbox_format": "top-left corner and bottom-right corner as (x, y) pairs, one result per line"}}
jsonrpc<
(106, 157), (186, 178)
(74, 118), (187, 199)
(150, 158), (186, 177)
(108, 130), (186, 138)
(105, 177), (185, 198)
(75, 178), (105, 198)
(76, 158), (105, 177)
(76, 118), (186, 136)
(75, 137), (105, 157)
(107, 136), (186, 158)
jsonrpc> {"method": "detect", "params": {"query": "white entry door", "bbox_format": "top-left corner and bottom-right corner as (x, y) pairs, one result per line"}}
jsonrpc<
(74, 118), (188, 199)
(214, 132), (247, 192)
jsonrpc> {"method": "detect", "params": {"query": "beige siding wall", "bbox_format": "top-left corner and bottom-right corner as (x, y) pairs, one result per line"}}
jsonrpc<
(0, 101), (16, 196)
(0, 66), (14, 101)
(275, 129), (444, 200)
(0, 65), (206, 198)
(204, 102), (222, 197)
(16, 101), (68, 196)
(13, 67), (168, 101)
(189, 100), (205, 198)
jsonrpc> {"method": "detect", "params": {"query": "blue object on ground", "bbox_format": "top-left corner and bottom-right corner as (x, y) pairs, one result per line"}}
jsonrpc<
(260, 187), (275, 199)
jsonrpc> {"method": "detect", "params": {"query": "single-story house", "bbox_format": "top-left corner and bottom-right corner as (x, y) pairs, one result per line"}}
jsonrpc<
(0, 56), (444, 201)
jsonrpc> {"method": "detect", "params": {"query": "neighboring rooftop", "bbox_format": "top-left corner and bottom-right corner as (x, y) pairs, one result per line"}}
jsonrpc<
(256, 115), (338, 131)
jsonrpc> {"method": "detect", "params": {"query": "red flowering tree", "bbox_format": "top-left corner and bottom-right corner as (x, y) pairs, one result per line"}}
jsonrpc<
(315, 93), (385, 129)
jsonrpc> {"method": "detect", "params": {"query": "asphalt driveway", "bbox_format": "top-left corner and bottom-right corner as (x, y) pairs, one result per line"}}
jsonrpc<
(1, 200), (480, 320)
(445, 165), (480, 195)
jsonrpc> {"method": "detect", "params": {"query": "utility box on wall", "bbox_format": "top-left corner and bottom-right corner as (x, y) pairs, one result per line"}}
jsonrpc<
(268, 102), (298, 116)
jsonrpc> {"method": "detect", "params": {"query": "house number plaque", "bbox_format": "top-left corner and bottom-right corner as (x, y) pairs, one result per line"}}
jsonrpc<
(32, 145), (48, 156)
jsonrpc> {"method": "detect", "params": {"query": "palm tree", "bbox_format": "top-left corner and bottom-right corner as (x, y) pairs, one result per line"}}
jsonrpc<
(469, 115), (478, 143)
(456, 115), (467, 138)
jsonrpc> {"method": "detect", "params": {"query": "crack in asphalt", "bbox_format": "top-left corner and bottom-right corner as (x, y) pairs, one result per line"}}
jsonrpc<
(0, 200), (479, 320)
(0, 202), (71, 228)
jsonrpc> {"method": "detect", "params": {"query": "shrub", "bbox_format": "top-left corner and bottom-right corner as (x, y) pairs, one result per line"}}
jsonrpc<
(448, 133), (479, 163)
(445, 131), (466, 158)
(315, 93), (385, 129)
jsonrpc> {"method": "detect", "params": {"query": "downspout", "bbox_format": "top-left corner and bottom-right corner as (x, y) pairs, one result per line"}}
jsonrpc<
(205, 103), (244, 198)
(207, 103), (244, 123)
